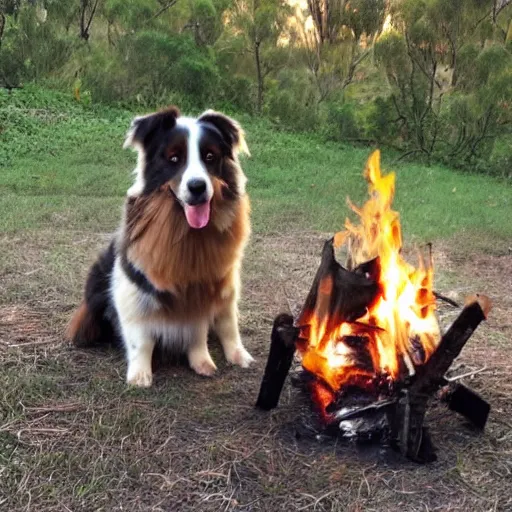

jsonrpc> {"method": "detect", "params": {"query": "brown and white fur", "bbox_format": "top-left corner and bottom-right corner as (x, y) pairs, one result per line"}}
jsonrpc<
(67, 107), (254, 387)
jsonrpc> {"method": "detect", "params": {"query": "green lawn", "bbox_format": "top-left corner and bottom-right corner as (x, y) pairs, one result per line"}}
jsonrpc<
(2, 85), (511, 243)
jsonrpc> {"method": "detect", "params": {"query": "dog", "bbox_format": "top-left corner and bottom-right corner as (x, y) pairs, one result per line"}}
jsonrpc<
(67, 106), (254, 387)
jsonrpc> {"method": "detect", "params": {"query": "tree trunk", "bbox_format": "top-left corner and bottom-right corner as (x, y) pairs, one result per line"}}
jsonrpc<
(79, 0), (100, 42)
(0, 13), (5, 50)
(255, 40), (263, 114)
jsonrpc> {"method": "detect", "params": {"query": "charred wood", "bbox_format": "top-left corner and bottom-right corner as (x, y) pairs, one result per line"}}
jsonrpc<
(297, 239), (381, 332)
(413, 295), (490, 395)
(255, 314), (298, 411)
(438, 381), (490, 429)
(387, 295), (491, 461)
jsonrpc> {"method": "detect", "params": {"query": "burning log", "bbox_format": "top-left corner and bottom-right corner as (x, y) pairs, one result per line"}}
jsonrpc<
(386, 295), (491, 462)
(255, 314), (297, 411)
(413, 295), (491, 394)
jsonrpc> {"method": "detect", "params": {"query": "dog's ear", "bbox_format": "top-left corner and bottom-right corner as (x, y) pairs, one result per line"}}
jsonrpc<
(199, 110), (250, 156)
(123, 106), (181, 149)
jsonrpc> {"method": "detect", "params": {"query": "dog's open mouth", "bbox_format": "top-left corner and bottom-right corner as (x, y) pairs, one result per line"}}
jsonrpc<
(184, 200), (211, 229)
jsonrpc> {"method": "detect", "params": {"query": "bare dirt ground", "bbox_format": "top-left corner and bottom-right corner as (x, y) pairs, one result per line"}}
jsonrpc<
(1, 231), (511, 511)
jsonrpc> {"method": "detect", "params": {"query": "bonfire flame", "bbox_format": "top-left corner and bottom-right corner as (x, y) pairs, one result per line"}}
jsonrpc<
(297, 151), (441, 411)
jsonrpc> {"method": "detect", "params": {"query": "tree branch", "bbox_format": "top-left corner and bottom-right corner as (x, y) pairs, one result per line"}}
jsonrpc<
(145, 0), (179, 24)
(85, 0), (100, 35)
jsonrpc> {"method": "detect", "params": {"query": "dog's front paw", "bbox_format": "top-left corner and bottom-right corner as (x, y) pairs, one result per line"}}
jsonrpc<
(189, 352), (217, 377)
(127, 367), (153, 388)
(226, 344), (255, 368)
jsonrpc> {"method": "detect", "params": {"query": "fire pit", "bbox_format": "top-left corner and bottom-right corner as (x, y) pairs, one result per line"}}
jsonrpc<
(256, 151), (491, 463)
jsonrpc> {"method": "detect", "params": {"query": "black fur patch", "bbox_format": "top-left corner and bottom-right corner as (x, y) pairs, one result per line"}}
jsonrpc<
(80, 240), (120, 346)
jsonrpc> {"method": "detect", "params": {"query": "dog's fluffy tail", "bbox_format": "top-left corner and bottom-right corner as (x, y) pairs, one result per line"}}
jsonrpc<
(67, 241), (119, 348)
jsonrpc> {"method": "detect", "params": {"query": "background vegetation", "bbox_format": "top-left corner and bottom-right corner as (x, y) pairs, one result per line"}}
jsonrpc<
(1, 0), (511, 176)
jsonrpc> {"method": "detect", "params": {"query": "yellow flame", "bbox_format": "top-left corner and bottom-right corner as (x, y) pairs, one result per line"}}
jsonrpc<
(300, 150), (441, 393)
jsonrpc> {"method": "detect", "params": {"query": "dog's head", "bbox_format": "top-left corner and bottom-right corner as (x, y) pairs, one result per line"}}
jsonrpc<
(124, 107), (249, 229)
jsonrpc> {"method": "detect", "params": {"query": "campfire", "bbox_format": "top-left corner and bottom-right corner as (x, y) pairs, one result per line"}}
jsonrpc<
(256, 151), (491, 463)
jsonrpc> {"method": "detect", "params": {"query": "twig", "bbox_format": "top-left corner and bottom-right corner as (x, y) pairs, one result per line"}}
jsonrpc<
(434, 291), (460, 308)
(144, 0), (179, 24)
(8, 339), (56, 348)
(445, 366), (488, 382)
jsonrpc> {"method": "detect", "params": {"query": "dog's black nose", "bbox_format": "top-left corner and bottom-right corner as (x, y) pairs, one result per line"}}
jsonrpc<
(187, 179), (207, 198)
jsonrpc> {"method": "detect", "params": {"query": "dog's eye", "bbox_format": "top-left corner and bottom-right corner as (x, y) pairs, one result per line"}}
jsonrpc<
(169, 155), (179, 164)
(205, 152), (215, 163)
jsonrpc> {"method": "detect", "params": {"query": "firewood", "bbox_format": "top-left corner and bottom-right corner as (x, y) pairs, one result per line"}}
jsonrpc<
(255, 314), (297, 411)
(414, 295), (491, 393)
(438, 381), (490, 429)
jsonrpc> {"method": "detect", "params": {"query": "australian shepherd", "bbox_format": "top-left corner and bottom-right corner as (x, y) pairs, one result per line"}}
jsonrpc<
(67, 107), (254, 387)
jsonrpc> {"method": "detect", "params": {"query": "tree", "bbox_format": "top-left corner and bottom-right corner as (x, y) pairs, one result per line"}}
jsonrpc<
(227, 0), (290, 113)
(300, 0), (386, 103)
(375, 0), (512, 166)
(79, 0), (100, 41)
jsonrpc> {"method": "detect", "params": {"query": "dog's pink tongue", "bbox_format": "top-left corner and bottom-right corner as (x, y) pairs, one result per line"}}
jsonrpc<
(184, 201), (211, 229)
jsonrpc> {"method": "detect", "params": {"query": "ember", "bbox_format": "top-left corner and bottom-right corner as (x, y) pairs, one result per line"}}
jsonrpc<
(256, 151), (491, 463)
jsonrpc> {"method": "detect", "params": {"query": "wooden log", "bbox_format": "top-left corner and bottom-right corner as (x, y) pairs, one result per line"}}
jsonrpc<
(255, 314), (298, 411)
(438, 381), (490, 429)
(414, 295), (491, 394)
(388, 295), (491, 462)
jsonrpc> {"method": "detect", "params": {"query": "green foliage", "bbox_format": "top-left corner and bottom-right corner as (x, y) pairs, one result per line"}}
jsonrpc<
(325, 101), (361, 140)
(374, 1), (512, 174)
(364, 96), (399, 142)
(0, 4), (73, 87)
(103, 0), (155, 30)
(0, 0), (510, 177)
(264, 69), (318, 129)
(122, 30), (219, 104)
(343, 0), (387, 40)
(0, 85), (131, 170)
(190, 0), (221, 45)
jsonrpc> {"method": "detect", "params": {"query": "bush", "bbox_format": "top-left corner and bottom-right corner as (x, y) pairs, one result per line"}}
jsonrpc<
(0, 5), (73, 87)
(364, 96), (400, 143)
(263, 69), (318, 130)
(325, 101), (361, 141)
(59, 31), (221, 108)
(218, 75), (255, 113)
(120, 31), (220, 106)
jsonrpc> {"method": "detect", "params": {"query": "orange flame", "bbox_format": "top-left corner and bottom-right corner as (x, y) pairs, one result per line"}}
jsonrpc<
(298, 151), (441, 403)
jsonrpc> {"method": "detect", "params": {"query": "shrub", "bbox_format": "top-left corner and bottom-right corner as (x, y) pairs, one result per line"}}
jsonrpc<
(0, 5), (73, 88)
(325, 101), (361, 141)
(263, 69), (318, 130)
(120, 31), (220, 106)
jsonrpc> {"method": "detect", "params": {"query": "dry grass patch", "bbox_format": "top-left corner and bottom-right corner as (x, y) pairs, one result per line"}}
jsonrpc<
(0, 232), (511, 511)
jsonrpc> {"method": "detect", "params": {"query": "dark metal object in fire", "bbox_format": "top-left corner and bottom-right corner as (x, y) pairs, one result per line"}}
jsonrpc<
(333, 398), (398, 422)
(297, 239), (381, 332)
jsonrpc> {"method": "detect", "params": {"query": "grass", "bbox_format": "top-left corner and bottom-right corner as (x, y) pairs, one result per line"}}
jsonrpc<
(2, 85), (511, 242)
(1, 86), (512, 511)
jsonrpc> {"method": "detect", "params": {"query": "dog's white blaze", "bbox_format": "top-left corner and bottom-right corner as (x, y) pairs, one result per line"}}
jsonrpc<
(176, 117), (214, 204)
